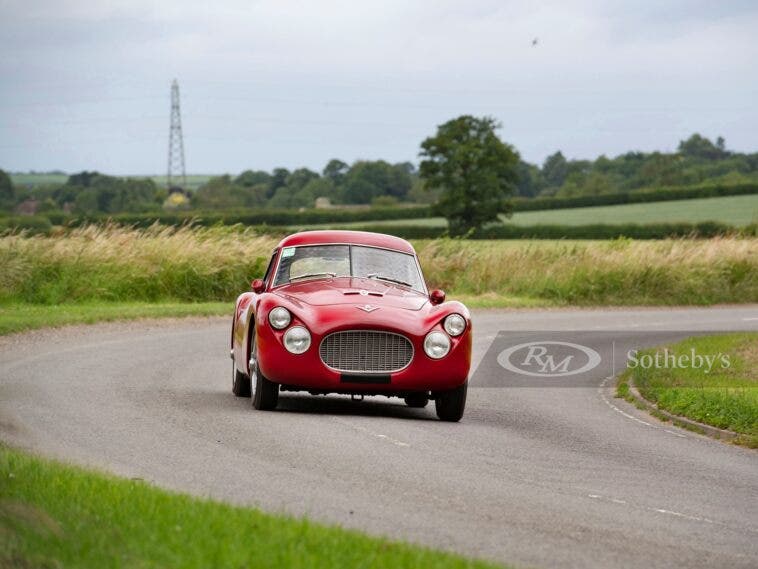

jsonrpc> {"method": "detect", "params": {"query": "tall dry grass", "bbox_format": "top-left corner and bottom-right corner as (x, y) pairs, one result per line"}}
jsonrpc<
(1, 225), (756, 305)
(417, 237), (758, 304)
(0, 224), (277, 304)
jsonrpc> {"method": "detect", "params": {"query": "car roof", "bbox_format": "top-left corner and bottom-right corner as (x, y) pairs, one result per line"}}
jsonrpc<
(276, 230), (415, 254)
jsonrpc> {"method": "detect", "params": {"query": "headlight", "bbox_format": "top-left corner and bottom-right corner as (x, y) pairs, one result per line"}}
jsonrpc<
(443, 313), (466, 337)
(283, 326), (311, 354)
(424, 331), (450, 359)
(268, 307), (291, 329)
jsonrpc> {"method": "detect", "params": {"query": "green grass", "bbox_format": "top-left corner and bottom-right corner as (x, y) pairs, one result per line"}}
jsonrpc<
(0, 446), (501, 569)
(0, 302), (229, 336)
(619, 333), (758, 447)
(305, 194), (758, 229)
(9, 173), (213, 191)
(9, 173), (69, 188)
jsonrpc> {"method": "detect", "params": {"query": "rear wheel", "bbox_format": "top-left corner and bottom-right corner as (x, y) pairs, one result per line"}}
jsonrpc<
(404, 393), (429, 408)
(249, 333), (279, 410)
(435, 381), (467, 422)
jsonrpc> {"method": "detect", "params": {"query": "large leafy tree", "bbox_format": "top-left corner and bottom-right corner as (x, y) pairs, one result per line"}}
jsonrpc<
(419, 115), (519, 235)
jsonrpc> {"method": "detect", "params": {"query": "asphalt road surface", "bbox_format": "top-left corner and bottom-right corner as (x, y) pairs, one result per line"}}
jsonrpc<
(1, 307), (757, 569)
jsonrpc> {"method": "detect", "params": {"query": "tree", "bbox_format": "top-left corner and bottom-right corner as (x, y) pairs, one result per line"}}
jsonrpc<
(678, 134), (726, 161)
(342, 161), (412, 204)
(542, 151), (569, 189)
(268, 168), (290, 199)
(235, 170), (271, 188)
(419, 115), (519, 235)
(0, 169), (14, 210)
(322, 159), (348, 186)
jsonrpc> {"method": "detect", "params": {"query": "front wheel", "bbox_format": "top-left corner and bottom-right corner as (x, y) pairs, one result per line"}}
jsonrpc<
(232, 362), (251, 397)
(404, 393), (429, 408)
(249, 334), (279, 411)
(435, 381), (467, 422)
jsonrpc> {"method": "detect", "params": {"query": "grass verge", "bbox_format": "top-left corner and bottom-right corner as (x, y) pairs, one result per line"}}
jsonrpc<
(617, 333), (758, 447)
(0, 302), (229, 336)
(0, 446), (501, 569)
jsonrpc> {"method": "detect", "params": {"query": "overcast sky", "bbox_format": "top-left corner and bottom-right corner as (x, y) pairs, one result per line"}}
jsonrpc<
(1, 0), (756, 175)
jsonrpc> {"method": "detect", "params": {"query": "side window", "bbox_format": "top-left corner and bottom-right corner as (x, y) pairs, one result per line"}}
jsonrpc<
(262, 250), (278, 286)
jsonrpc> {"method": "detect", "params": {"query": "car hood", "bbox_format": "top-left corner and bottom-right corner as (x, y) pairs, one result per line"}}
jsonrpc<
(273, 277), (429, 311)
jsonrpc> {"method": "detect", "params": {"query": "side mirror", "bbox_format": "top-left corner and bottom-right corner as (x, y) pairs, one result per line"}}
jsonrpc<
(430, 289), (446, 305)
(251, 278), (265, 294)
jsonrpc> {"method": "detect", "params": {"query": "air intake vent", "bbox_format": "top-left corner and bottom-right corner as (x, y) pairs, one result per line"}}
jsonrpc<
(319, 330), (413, 373)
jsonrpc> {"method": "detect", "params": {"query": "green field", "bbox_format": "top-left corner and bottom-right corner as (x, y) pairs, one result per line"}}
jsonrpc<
(10, 173), (213, 191)
(618, 333), (758, 447)
(0, 446), (501, 568)
(305, 194), (758, 229)
(9, 173), (68, 187)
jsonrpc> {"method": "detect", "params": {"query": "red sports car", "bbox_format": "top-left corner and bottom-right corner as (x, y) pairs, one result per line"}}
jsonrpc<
(230, 230), (471, 421)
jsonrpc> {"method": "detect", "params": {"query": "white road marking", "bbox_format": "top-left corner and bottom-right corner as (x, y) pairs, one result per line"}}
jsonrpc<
(331, 417), (410, 447)
(742, 317), (758, 321)
(597, 376), (687, 437)
(653, 508), (714, 524)
(588, 494), (715, 525)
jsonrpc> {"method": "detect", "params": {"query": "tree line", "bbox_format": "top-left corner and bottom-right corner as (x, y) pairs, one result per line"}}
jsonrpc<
(2, 126), (757, 232)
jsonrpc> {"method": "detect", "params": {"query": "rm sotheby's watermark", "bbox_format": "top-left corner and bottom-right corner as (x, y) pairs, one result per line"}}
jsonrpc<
(472, 331), (737, 387)
(626, 348), (730, 372)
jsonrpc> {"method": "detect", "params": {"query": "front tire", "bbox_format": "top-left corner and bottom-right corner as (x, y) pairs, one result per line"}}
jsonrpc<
(404, 393), (429, 408)
(435, 381), (467, 422)
(249, 333), (279, 411)
(232, 362), (251, 397)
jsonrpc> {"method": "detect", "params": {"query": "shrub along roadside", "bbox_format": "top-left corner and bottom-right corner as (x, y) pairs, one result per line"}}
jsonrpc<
(0, 446), (502, 569)
(616, 333), (758, 448)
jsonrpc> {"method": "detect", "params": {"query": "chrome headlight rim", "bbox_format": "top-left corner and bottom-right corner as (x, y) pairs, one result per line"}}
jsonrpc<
(268, 306), (291, 330)
(283, 325), (311, 354)
(424, 330), (451, 359)
(443, 313), (466, 337)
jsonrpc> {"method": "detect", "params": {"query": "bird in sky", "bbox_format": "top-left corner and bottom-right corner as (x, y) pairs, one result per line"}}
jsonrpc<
(532, 37), (539, 47)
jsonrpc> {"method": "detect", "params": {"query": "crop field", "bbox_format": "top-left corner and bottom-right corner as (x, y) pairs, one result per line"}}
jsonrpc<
(306, 194), (758, 229)
(1, 225), (756, 307)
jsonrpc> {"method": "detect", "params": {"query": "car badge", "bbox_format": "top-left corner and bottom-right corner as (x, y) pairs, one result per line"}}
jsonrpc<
(359, 289), (369, 296)
(357, 304), (380, 313)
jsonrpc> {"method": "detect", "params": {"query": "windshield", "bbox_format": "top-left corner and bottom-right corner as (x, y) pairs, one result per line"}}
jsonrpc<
(273, 244), (425, 293)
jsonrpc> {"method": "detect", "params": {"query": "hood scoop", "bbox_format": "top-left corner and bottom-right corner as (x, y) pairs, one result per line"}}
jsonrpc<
(343, 290), (385, 298)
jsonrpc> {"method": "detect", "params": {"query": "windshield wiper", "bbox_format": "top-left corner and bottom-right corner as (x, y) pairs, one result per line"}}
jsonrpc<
(367, 274), (412, 288)
(289, 272), (336, 282)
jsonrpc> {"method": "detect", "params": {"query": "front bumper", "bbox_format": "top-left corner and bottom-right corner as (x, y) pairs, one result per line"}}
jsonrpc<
(256, 324), (471, 393)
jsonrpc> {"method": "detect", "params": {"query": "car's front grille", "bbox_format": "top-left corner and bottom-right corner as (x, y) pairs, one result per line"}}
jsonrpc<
(319, 330), (413, 373)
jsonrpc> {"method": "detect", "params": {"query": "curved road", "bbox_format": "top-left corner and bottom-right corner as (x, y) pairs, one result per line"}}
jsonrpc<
(1, 307), (757, 568)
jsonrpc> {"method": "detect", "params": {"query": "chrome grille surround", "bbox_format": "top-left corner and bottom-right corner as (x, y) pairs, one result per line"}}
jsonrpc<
(319, 330), (414, 373)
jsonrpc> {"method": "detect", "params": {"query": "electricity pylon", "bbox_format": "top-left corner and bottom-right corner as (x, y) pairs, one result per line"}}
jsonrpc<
(167, 79), (186, 190)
